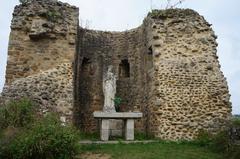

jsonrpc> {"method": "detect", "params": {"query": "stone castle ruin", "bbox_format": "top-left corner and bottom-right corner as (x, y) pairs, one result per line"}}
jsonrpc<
(1, 0), (232, 140)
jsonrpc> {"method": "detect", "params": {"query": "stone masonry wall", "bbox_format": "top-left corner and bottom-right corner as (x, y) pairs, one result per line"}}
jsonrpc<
(2, 63), (73, 122)
(6, 0), (78, 84)
(74, 27), (152, 133)
(147, 9), (232, 140)
(2, 0), (78, 122)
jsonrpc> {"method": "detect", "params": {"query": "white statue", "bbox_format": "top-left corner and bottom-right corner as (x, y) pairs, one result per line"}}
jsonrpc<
(103, 66), (116, 112)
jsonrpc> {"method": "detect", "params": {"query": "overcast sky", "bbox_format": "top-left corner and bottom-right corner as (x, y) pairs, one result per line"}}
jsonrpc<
(0, 0), (239, 114)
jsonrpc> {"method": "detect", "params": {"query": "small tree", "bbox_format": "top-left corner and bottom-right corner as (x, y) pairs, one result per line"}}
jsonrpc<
(166, 0), (186, 9)
(19, 0), (30, 4)
(150, 0), (186, 11)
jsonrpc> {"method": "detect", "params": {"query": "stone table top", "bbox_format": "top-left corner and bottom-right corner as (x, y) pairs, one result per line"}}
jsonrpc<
(93, 111), (143, 119)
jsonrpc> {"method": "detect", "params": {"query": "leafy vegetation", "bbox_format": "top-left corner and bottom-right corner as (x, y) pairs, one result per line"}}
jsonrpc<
(0, 114), (80, 159)
(195, 118), (240, 159)
(227, 145), (240, 159)
(0, 98), (80, 159)
(45, 10), (62, 22)
(1, 98), (239, 159)
(78, 119), (240, 159)
(19, 0), (30, 4)
(232, 116), (240, 126)
(114, 97), (122, 112)
(0, 98), (35, 129)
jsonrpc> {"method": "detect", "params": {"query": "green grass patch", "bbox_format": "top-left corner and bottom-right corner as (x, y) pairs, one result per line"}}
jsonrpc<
(78, 132), (156, 141)
(80, 142), (224, 159)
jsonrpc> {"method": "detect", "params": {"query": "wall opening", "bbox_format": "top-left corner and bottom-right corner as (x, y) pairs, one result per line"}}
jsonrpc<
(148, 46), (153, 55)
(119, 59), (130, 78)
(146, 46), (153, 69)
(81, 57), (91, 74)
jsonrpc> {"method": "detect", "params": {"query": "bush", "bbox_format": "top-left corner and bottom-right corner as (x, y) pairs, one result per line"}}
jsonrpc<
(194, 130), (213, 147)
(19, 0), (30, 4)
(196, 130), (231, 151)
(227, 145), (240, 159)
(0, 114), (80, 159)
(46, 10), (62, 22)
(196, 126), (240, 159)
(232, 116), (240, 126)
(0, 98), (35, 129)
(211, 130), (230, 152)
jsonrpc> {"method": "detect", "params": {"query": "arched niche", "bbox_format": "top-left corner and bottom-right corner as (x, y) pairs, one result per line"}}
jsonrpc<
(119, 59), (130, 78)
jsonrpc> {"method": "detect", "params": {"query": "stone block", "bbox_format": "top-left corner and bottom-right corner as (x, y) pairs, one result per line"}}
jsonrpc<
(100, 119), (109, 141)
(125, 119), (134, 140)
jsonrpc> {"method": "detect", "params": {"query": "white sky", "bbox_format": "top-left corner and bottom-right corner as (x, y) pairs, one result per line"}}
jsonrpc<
(0, 0), (239, 114)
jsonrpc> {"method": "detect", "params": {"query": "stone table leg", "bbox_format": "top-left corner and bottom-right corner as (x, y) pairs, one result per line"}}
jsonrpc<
(125, 119), (134, 140)
(101, 119), (109, 141)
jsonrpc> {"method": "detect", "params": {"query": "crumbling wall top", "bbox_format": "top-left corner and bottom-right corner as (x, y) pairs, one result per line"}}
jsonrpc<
(148, 9), (201, 19)
(12, 0), (79, 39)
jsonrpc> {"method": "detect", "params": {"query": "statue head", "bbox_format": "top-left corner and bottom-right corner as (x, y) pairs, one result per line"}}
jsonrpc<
(104, 65), (116, 82)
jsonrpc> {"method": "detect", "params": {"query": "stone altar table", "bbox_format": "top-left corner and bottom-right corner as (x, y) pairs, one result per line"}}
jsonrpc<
(93, 111), (143, 141)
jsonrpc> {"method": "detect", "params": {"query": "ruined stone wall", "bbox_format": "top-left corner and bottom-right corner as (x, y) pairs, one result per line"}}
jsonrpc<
(2, 63), (73, 122)
(5, 0), (78, 84)
(147, 9), (232, 140)
(74, 27), (152, 132)
(2, 0), (232, 140)
(2, 0), (78, 122)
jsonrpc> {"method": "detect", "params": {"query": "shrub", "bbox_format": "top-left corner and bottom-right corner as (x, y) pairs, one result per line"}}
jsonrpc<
(194, 130), (213, 147)
(227, 145), (240, 159)
(0, 114), (80, 159)
(211, 130), (230, 152)
(46, 10), (62, 22)
(232, 116), (240, 126)
(196, 125), (240, 159)
(196, 129), (231, 151)
(19, 0), (29, 4)
(0, 98), (35, 129)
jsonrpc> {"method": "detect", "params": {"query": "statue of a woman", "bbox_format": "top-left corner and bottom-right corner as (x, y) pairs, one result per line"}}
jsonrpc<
(103, 66), (116, 112)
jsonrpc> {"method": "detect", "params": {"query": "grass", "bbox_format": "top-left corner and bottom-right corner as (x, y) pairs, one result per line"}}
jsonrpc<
(134, 132), (156, 140)
(79, 132), (100, 140)
(0, 98), (235, 159)
(79, 132), (156, 141)
(80, 142), (225, 159)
